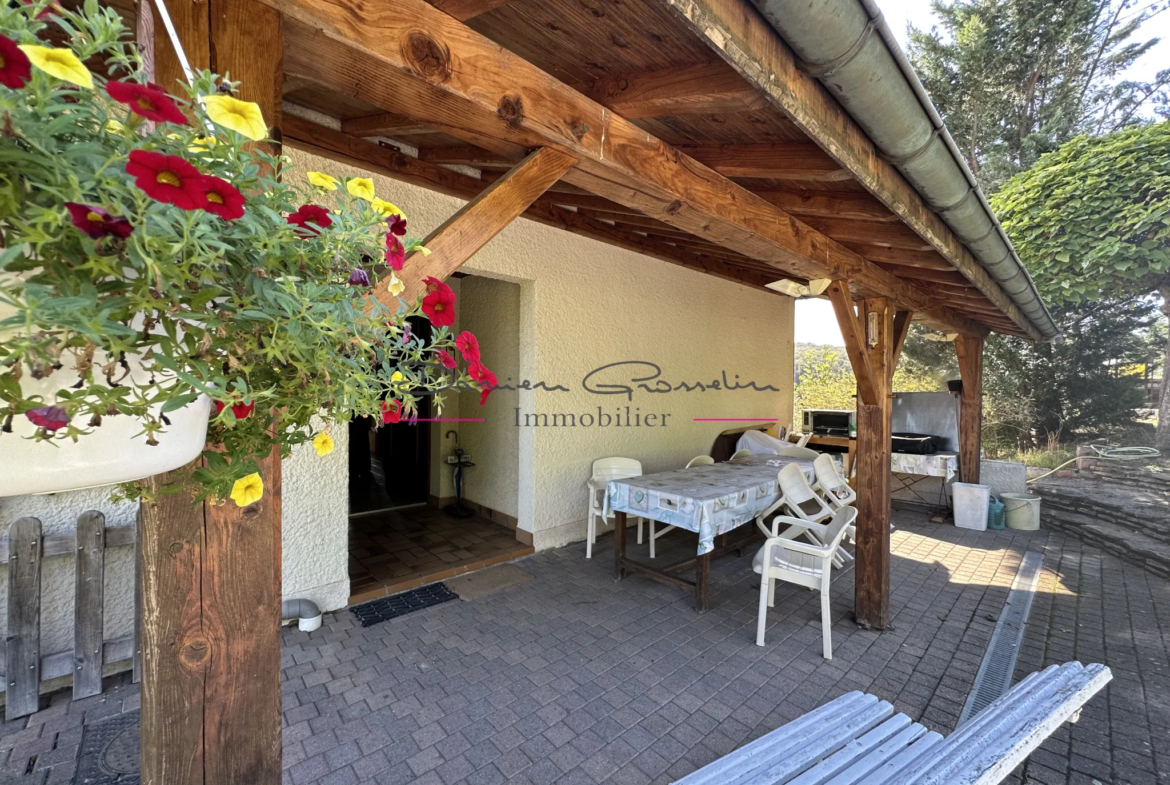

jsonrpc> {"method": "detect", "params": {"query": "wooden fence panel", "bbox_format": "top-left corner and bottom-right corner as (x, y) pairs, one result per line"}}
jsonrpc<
(6, 518), (43, 720)
(73, 511), (106, 700)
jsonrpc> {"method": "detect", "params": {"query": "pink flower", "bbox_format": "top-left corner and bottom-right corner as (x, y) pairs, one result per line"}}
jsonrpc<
(455, 331), (480, 363)
(64, 203), (133, 239)
(385, 233), (406, 271)
(468, 364), (498, 406)
(387, 214), (407, 236)
(25, 405), (69, 431)
(433, 349), (457, 370)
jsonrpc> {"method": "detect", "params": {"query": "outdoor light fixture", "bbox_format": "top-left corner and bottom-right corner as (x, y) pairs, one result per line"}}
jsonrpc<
(765, 278), (831, 297)
(924, 332), (960, 342)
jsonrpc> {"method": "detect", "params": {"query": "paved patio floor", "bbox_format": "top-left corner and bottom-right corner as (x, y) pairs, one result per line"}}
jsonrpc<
(2, 512), (1168, 784)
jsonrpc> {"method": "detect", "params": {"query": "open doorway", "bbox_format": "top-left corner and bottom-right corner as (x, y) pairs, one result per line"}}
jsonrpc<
(347, 275), (533, 605)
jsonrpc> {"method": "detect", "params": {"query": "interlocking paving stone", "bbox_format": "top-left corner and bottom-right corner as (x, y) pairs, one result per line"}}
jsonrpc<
(1, 514), (1167, 783)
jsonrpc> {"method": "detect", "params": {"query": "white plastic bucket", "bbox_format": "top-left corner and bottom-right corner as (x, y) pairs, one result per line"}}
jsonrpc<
(1002, 493), (1041, 531)
(953, 482), (991, 531)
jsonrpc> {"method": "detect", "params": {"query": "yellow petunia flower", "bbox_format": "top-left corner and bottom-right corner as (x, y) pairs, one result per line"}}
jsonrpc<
(370, 198), (403, 217)
(202, 94), (267, 141)
(387, 274), (405, 297)
(312, 432), (334, 457)
(20, 45), (93, 88)
(346, 177), (375, 201)
(105, 119), (126, 134)
(229, 472), (264, 507)
(307, 171), (339, 190)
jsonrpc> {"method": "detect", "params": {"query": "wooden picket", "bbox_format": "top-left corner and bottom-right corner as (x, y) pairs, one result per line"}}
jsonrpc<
(1, 512), (138, 720)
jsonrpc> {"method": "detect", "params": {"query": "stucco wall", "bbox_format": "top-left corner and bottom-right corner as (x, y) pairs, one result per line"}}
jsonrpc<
(285, 139), (795, 552)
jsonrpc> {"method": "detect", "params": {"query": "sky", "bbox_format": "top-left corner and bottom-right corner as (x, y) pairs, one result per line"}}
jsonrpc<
(793, 0), (1170, 347)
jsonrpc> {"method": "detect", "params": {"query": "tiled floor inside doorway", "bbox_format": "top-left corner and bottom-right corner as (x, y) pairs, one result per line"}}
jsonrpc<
(348, 506), (533, 604)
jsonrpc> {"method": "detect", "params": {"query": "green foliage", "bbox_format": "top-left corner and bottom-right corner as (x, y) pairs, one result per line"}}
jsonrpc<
(0, 1), (485, 501)
(908, 0), (1170, 191)
(991, 122), (1170, 304)
(792, 343), (945, 425)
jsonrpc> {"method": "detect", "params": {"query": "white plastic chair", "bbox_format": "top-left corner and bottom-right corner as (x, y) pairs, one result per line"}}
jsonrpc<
(753, 507), (857, 658)
(648, 455), (712, 558)
(795, 432), (813, 448)
(777, 446), (819, 460)
(586, 457), (643, 559)
(813, 454), (856, 508)
(729, 449), (752, 461)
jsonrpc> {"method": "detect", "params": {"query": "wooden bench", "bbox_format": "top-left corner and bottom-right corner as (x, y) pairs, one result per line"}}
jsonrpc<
(672, 661), (1110, 785)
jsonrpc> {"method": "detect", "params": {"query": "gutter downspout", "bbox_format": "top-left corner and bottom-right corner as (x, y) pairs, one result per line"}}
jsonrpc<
(282, 598), (322, 632)
(748, 0), (1059, 340)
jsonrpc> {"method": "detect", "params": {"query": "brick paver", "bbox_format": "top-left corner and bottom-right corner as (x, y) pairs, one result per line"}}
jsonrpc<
(1, 513), (1166, 784)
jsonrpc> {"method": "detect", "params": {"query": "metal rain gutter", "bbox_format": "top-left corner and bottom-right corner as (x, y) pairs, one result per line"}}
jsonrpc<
(748, 0), (1059, 339)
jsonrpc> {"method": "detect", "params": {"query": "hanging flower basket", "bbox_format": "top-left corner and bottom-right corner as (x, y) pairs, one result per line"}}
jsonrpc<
(0, 1), (497, 504)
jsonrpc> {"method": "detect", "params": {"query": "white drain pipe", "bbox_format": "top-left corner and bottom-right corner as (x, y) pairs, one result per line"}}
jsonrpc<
(282, 598), (323, 632)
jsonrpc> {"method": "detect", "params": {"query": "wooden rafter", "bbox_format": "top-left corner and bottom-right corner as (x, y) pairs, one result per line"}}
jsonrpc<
(661, 0), (1042, 341)
(427, 0), (511, 21)
(755, 190), (899, 222)
(891, 310), (913, 370)
(800, 217), (935, 251)
(583, 61), (765, 118)
(376, 147), (578, 304)
(267, 2), (989, 336)
(283, 116), (780, 290)
(678, 143), (850, 181)
(342, 111), (435, 137)
(844, 245), (953, 270)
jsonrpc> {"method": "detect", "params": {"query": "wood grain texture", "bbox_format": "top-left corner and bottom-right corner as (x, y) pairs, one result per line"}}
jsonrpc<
(891, 310), (913, 372)
(678, 142), (849, 180)
(5, 518), (42, 720)
(283, 118), (778, 290)
(799, 217), (935, 251)
(210, 0), (282, 146)
(659, 0), (1042, 340)
(827, 281), (877, 406)
(584, 61), (764, 118)
(272, 5), (989, 336)
(202, 445), (283, 785)
(150, 0), (209, 96)
(854, 298), (893, 630)
(342, 111), (434, 137)
(955, 335), (984, 485)
(428, 0), (512, 21)
(755, 190), (899, 222)
(377, 147), (578, 305)
(140, 469), (207, 785)
(73, 511), (106, 700)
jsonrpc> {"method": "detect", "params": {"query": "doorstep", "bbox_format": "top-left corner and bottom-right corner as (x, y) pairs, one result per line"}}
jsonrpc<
(347, 544), (535, 605)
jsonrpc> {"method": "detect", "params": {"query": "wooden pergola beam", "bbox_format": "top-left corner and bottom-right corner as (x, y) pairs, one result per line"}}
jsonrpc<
(342, 111), (435, 137)
(843, 244), (953, 270)
(375, 147), (577, 305)
(583, 61), (765, 118)
(827, 280), (878, 406)
(270, 4), (988, 336)
(756, 190), (899, 222)
(892, 309), (913, 369)
(955, 335), (985, 484)
(283, 116), (779, 289)
(427, 0), (511, 21)
(661, 0), (1042, 341)
(678, 143), (850, 181)
(800, 217), (936, 251)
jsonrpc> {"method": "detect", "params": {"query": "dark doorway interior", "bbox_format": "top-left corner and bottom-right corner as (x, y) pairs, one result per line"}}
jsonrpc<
(348, 316), (432, 514)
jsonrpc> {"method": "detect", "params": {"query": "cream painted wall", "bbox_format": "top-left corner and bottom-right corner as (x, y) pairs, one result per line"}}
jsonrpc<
(285, 139), (795, 552)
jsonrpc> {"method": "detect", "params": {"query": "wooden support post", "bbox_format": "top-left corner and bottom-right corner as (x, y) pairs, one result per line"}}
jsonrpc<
(140, 1), (283, 782)
(376, 146), (577, 306)
(854, 298), (893, 629)
(955, 335), (985, 485)
(829, 287), (893, 631)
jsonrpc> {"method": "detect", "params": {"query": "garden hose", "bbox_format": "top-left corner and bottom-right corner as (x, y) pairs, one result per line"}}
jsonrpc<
(1026, 444), (1162, 484)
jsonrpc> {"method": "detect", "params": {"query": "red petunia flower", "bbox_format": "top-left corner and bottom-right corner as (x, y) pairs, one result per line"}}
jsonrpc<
(385, 233), (406, 271)
(26, 405), (70, 431)
(287, 204), (332, 237)
(381, 400), (402, 424)
(455, 331), (480, 363)
(433, 349), (457, 370)
(423, 276), (445, 293)
(20, 0), (60, 19)
(189, 175), (245, 220)
(468, 364), (498, 406)
(231, 401), (254, 419)
(64, 203), (133, 239)
(387, 214), (407, 236)
(0, 35), (31, 89)
(422, 284), (456, 327)
(126, 149), (202, 209)
(106, 80), (187, 125)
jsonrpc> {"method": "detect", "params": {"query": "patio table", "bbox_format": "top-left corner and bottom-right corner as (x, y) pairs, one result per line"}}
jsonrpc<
(604, 455), (814, 611)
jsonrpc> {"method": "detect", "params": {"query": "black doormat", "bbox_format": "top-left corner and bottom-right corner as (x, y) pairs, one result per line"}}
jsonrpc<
(350, 583), (458, 627)
(74, 710), (139, 784)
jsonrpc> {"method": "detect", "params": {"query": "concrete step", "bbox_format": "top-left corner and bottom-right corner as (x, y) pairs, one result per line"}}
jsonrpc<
(1041, 508), (1170, 580)
(1031, 478), (1169, 545)
(1083, 461), (1170, 495)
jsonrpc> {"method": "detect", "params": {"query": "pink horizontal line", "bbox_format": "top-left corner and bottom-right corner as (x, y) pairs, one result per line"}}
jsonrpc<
(410, 418), (485, 422)
(693, 418), (779, 422)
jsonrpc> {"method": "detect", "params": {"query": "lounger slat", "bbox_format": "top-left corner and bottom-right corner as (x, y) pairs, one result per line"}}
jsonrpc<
(728, 701), (894, 785)
(822, 723), (932, 785)
(785, 714), (916, 785)
(673, 693), (878, 785)
(861, 730), (945, 785)
(908, 663), (1111, 785)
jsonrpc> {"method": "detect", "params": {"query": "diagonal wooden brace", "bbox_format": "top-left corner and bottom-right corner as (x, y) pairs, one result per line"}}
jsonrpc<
(827, 280), (879, 406)
(375, 147), (578, 306)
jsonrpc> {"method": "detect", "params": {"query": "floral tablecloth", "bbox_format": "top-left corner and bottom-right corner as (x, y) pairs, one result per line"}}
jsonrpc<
(604, 455), (815, 556)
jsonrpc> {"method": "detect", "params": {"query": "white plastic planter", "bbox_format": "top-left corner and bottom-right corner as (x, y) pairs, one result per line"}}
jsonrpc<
(952, 482), (991, 531)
